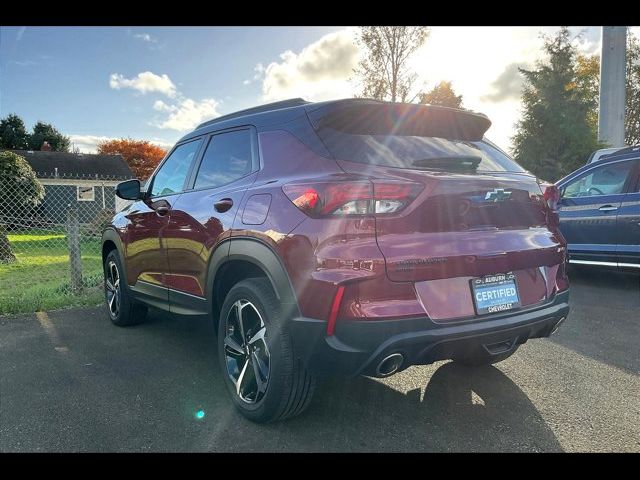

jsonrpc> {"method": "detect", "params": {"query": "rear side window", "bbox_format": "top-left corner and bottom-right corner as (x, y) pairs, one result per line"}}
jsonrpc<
(563, 160), (635, 198)
(316, 127), (525, 173)
(150, 139), (202, 197)
(194, 129), (253, 189)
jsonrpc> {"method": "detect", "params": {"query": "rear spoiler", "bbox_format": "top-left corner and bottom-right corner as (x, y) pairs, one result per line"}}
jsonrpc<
(306, 99), (491, 142)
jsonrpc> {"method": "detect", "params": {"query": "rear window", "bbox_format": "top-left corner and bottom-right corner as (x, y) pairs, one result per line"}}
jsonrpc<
(316, 127), (525, 173)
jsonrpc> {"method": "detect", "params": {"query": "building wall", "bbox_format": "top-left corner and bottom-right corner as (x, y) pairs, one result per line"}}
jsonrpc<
(37, 181), (119, 226)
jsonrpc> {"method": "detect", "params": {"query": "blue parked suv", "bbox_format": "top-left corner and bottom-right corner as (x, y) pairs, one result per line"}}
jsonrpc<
(555, 146), (640, 269)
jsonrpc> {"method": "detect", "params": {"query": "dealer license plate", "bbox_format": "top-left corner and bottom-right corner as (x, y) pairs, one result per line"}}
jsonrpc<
(471, 273), (521, 315)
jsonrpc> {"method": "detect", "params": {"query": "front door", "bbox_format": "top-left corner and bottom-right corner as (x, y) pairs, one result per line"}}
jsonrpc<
(125, 138), (202, 305)
(163, 128), (258, 314)
(615, 159), (640, 267)
(558, 159), (636, 264)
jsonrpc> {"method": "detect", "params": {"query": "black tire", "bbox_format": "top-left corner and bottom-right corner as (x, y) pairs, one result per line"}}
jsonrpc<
(217, 277), (316, 423)
(103, 250), (147, 327)
(454, 347), (518, 367)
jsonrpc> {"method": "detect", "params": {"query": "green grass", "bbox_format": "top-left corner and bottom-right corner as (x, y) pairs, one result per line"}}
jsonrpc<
(0, 229), (105, 315)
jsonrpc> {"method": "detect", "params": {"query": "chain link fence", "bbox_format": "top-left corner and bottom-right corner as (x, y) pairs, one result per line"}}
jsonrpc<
(0, 171), (131, 314)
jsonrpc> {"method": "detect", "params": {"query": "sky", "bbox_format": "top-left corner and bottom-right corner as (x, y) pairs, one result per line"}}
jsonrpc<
(1, 26), (639, 154)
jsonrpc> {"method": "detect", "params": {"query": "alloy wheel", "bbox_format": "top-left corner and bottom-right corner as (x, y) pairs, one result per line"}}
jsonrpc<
(105, 260), (121, 319)
(223, 299), (270, 404)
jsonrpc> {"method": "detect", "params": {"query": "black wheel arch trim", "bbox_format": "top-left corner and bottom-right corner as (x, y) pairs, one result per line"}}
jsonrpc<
(101, 227), (129, 287)
(206, 236), (300, 319)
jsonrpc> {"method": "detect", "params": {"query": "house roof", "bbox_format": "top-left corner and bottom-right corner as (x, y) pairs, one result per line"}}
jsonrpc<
(4, 150), (134, 180)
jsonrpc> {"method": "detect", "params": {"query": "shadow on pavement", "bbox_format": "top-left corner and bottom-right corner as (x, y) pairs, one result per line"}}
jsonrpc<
(99, 309), (565, 451)
(288, 362), (563, 452)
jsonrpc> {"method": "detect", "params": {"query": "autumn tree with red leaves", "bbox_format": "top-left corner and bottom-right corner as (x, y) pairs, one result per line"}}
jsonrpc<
(97, 138), (167, 180)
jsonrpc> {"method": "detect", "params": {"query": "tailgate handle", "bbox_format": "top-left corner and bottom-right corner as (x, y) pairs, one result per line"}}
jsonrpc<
(598, 205), (618, 212)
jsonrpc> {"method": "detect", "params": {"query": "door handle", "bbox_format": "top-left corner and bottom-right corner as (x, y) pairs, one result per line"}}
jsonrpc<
(155, 205), (170, 216)
(598, 205), (618, 212)
(214, 198), (234, 213)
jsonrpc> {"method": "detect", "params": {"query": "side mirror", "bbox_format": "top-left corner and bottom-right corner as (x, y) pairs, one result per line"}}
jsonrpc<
(116, 179), (142, 200)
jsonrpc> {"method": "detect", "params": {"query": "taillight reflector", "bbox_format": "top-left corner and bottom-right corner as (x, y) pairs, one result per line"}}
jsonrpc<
(326, 285), (345, 336)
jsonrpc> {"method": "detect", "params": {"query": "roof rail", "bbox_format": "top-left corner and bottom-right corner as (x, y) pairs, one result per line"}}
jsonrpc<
(601, 145), (640, 159)
(196, 98), (310, 129)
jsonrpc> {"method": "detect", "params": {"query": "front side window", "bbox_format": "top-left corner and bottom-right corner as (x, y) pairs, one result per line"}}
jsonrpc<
(563, 160), (634, 198)
(194, 129), (253, 189)
(150, 139), (202, 197)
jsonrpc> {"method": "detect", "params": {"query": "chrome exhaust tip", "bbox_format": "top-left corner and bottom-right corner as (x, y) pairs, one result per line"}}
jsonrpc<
(551, 316), (566, 335)
(375, 353), (404, 377)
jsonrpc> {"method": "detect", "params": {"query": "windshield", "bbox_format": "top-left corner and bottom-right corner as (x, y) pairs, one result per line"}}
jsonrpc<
(316, 127), (526, 173)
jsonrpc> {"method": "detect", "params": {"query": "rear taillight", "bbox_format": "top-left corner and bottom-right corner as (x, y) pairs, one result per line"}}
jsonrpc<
(542, 184), (561, 228)
(543, 184), (561, 211)
(283, 179), (422, 218)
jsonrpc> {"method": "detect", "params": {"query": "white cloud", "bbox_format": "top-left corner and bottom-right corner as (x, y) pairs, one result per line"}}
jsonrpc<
(109, 70), (220, 132)
(254, 26), (611, 152)
(109, 71), (177, 98)
(153, 100), (170, 111)
(134, 33), (157, 44)
(69, 134), (174, 154)
(243, 63), (267, 86)
(152, 98), (220, 131)
(260, 29), (359, 101)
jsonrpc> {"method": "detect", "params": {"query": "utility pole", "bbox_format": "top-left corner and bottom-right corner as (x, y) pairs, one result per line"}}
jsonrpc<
(598, 26), (627, 147)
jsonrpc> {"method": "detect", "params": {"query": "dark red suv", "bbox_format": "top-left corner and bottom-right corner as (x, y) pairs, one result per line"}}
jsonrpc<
(103, 98), (570, 422)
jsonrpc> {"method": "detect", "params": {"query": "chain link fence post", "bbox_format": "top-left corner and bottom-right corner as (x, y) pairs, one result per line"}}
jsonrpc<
(66, 206), (84, 293)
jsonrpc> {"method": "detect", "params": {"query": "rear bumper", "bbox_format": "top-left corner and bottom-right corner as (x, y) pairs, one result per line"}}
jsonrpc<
(289, 289), (570, 377)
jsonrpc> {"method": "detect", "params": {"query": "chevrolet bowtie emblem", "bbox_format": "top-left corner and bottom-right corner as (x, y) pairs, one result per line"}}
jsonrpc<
(484, 188), (512, 202)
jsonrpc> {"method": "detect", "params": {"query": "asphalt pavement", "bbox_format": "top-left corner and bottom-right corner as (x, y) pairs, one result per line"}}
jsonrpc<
(1, 267), (638, 452)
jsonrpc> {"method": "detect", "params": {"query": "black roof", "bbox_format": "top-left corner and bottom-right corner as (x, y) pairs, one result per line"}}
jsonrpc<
(180, 97), (491, 144)
(4, 150), (134, 180)
(196, 98), (310, 129)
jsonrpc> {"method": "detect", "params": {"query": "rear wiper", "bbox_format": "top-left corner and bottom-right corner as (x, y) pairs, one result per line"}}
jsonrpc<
(411, 156), (482, 172)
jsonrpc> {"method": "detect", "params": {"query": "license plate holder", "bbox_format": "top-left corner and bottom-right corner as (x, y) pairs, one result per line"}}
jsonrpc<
(471, 273), (521, 315)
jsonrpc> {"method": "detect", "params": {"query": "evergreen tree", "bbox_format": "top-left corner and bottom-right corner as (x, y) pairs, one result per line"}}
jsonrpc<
(512, 28), (601, 181)
(27, 121), (71, 152)
(0, 114), (29, 150)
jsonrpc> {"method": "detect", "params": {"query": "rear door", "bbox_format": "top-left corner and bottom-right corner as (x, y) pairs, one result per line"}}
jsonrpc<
(558, 158), (636, 264)
(163, 127), (258, 314)
(615, 158), (640, 267)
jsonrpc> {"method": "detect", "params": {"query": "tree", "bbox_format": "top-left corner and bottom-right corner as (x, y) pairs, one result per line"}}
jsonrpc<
(27, 121), (71, 152)
(97, 138), (167, 180)
(0, 114), (29, 150)
(574, 54), (600, 133)
(0, 114), (71, 152)
(512, 28), (601, 181)
(418, 81), (463, 108)
(625, 33), (640, 145)
(0, 151), (45, 263)
(574, 31), (640, 146)
(353, 26), (430, 102)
